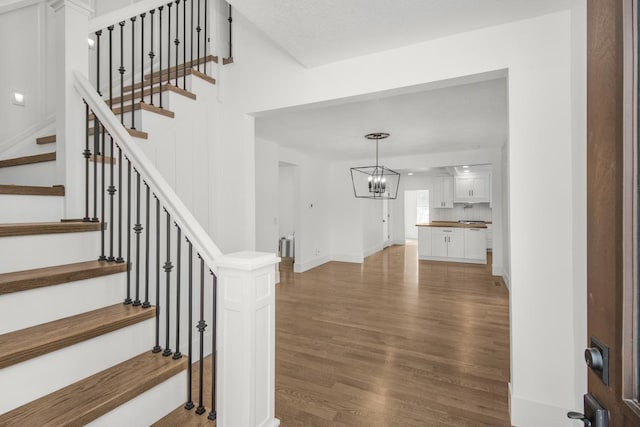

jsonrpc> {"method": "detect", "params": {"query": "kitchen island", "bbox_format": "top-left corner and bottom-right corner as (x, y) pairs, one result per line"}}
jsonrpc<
(417, 221), (487, 264)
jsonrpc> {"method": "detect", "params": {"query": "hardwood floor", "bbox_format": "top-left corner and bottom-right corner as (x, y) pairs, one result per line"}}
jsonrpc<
(275, 242), (510, 426)
(157, 242), (511, 426)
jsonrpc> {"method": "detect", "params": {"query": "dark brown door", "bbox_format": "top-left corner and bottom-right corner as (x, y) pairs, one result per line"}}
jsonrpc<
(586, 0), (640, 425)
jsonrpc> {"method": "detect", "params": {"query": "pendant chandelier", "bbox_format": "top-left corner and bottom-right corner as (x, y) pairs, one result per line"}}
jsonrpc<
(350, 132), (400, 200)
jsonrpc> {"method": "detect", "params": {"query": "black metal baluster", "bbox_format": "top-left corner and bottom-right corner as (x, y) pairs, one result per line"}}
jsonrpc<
(143, 182), (151, 308)
(130, 16), (136, 129)
(133, 170), (143, 306)
(116, 146), (124, 263)
(175, 0), (180, 87)
(167, 2), (172, 87)
(153, 195), (162, 353)
(140, 13), (146, 103)
(83, 102), (90, 222)
(190, 0), (194, 68)
(99, 123), (106, 261)
(108, 135), (116, 262)
(183, 0), (187, 89)
(108, 26), (114, 110)
(185, 239), (195, 410)
(173, 225), (183, 360)
(203, 0), (207, 75)
(125, 159), (133, 305)
(196, 0), (201, 71)
(163, 209), (173, 357)
(208, 270), (217, 420)
(95, 30), (102, 95)
(119, 21), (125, 125)
(159, 6), (164, 108)
(227, 4), (233, 62)
(196, 255), (207, 415)
(149, 9), (156, 106)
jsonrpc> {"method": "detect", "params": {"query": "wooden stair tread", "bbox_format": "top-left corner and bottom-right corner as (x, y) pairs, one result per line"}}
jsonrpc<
(90, 102), (175, 120)
(0, 152), (56, 168)
(0, 221), (102, 237)
(125, 67), (216, 93)
(0, 260), (127, 296)
(0, 351), (186, 426)
(0, 304), (155, 369)
(0, 184), (64, 196)
(88, 126), (148, 140)
(143, 55), (218, 80)
(36, 134), (56, 145)
(109, 83), (196, 105)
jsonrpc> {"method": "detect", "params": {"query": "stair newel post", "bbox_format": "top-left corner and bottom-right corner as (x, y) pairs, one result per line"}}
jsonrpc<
(153, 195), (162, 353)
(133, 170), (143, 306)
(159, 6), (164, 108)
(196, 0), (201, 71)
(83, 102), (91, 222)
(208, 269), (217, 421)
(184, 238), (195, 410)
(175, 0), (180, 87)
(143, 182), (151, 308)
(203, 0), (207, 75)
(149, 9), (156, 106)
(130, 16), (136, 130)
(183, 0), (187, 89)
(163, 209), (174, 357)
(118, 21), (125, 126)
(214, 252), (281, 427)
(173, 224), (183, 360)
(167, 2), (172, 88)
(195, 254), (207, 415)
(125, 159), (133, 305)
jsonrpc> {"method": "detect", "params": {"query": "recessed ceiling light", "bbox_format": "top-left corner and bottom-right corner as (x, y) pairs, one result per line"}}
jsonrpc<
(464, 170), (470, 173)
(408, 172), (413, 176)
(11, 90), (25, 106)
(88, 38), (95, 49)
(463, 165), (469, 169)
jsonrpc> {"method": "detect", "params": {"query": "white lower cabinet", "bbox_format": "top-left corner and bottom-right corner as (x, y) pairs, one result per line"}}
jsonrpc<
(465, 228), (487, 261)
(419, 226), (487, 264)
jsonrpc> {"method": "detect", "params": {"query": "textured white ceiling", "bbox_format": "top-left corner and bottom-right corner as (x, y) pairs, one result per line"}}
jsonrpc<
(229, 0), (571, 66)
(255, 76), (508, 161)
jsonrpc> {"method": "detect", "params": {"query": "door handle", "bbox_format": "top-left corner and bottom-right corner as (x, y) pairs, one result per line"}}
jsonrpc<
(567, 412), (591, 426)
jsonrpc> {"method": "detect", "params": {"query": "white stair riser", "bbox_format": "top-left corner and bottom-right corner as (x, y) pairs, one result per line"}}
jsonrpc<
(0, 231), (100, 274)
(0, 318), (155, 414)
(0, 161), (57, 187)
(87, 370), (187, 427)
(0, 273), (126, 334)
(0, 195), (64, 223)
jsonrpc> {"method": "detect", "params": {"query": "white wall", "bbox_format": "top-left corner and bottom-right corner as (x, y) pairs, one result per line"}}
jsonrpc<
(361, 199), (382, 257)
(216, 9), (585, 426)
(278, 164), (296, 239)
(0, 2), (57, 153)
(254, 139), (279, 254)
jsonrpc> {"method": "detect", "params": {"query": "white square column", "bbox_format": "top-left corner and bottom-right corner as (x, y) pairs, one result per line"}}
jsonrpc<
(214, 251), (281, 427)
(49, 0), (92, 219)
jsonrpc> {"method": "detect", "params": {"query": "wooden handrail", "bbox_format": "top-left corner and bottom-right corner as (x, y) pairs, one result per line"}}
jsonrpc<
(72, 70), (223, 272)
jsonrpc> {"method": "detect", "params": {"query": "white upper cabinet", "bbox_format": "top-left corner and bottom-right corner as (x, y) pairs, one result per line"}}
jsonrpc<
(431, 177), (454, 208)
(454, 175), (490, 203)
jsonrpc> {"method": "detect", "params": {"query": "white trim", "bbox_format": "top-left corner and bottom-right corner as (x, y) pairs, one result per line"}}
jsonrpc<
(0, 115), (56, 155)
(418, 255), (486, 265)
(363, 243), (383, 258)
(49, 0), (92, 14)
(73, 71), (223, 273)
(0, 0), (42, 15)
(509, 392), (570, 427)
(330, 254), (364, 264)
(503, 269), (511, 291)
(293, 255), (330, 273)
(88, 0), (168, 33)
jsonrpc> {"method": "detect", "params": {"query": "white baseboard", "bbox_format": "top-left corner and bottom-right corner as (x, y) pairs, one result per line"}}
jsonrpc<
(363, 244), (383, 258)
(510, 390), (571, 427)
(330, 254), (364, 264)
(293, 255), (330, 273)
(389, 239), (406, 246)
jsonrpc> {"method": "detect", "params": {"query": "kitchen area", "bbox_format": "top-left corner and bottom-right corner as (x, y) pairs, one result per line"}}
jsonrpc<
(401, 164), (494, 265)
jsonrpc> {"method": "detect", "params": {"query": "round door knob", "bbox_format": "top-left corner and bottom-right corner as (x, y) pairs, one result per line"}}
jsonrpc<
(585, 347), (604, 370)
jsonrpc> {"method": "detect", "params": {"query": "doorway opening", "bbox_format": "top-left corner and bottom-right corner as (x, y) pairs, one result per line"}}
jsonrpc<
(404, 189), (429, 241)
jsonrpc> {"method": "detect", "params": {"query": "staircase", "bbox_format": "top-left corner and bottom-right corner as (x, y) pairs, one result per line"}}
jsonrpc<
(0, 42), (219, 427)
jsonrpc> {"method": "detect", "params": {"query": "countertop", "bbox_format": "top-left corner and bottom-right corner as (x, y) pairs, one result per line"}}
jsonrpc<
(416, 221), (488, 229)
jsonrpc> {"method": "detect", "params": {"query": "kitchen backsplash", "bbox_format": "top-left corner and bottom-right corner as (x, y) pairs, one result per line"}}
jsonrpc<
(430, 203), (492, 222)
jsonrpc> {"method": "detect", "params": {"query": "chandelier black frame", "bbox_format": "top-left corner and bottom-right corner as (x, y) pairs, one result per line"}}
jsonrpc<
(350, 132), (400, 200)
